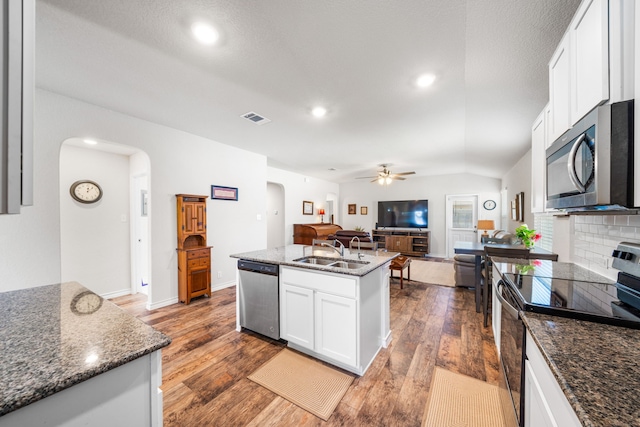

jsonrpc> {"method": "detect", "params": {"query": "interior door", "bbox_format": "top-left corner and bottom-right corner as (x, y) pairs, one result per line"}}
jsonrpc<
(133, 175), (150, 295)
(446, 194), (478, 258)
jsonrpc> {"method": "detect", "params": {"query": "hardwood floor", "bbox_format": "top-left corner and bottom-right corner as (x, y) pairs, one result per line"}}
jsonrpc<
(111, 280), (500, 426)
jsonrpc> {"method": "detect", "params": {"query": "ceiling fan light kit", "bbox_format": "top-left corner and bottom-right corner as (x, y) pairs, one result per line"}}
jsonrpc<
(357, 164), (415, 185)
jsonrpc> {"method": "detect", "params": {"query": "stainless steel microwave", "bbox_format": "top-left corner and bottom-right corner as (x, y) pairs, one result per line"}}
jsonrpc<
(546, 100), (634, 210)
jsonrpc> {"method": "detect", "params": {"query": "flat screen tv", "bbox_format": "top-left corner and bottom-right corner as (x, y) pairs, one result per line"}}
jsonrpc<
(378, 200), (428, 229)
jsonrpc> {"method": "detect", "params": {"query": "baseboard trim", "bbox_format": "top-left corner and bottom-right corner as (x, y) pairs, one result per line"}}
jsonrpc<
(100, 289), (133, 299)
(148, 297), (179, 310)
(212, 281), (235, 292)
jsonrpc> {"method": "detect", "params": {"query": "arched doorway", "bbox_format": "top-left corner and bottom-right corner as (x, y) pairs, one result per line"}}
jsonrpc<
(59, 137), (152, 305)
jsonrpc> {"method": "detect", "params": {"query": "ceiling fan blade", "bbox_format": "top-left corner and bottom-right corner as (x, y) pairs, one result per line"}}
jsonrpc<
(370, 178), (379, 183)
(393, 171), (416, 176)
(394, 176), (406, 180)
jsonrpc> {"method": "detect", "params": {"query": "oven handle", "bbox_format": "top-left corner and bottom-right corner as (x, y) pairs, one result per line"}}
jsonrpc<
(495, 280), (520, 319)
(567, 132), (587, 193)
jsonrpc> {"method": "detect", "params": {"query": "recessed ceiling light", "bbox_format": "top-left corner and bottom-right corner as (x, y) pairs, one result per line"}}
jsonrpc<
(311, 107), (327, 118)
(416, 73), (436, 88)
(191, 22), (219, 45)
(83, 139), (98, 145)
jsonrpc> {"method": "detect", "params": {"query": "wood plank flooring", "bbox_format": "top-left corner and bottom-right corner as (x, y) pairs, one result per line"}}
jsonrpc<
(111, 279), (499, 426)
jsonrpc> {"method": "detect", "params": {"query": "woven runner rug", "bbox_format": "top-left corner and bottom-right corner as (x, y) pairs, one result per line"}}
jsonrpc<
(248, 349), (354, 421)
(422, 367), (507, 427)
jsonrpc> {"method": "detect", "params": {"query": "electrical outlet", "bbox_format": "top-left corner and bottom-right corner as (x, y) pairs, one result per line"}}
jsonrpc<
(217, 271), (222, 279)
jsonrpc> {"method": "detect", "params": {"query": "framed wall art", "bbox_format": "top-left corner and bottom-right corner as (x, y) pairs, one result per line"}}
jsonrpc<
(517, 192), (524, 222)
(303, 200), (314, 215)
(211, 185), (238, 201)
(348, 204), (356, 215)
(361, 206), (368, 215)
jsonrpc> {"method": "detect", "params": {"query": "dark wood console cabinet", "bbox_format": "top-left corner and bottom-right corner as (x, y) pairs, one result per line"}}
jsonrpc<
(372, 229), (430, 256)
(176, 194), (211, 304)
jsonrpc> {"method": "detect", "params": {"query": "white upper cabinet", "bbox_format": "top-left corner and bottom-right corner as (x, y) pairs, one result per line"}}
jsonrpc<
(547, 0), (635, 144)
(531, 108), (547, 213)
(570, 0), (609, 124)
(549, 34), (571, 143)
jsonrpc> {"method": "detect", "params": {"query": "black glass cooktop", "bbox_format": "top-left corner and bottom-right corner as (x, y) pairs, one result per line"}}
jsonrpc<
(502, 273), (640, 329)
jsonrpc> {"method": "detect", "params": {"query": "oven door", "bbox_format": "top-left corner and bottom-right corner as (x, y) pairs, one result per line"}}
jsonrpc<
(496, 280), (525, 427)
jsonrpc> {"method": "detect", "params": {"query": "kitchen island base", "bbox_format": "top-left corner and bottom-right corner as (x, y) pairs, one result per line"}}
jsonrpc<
(0, 351), (163, 427)
(280, 264), (391, 376)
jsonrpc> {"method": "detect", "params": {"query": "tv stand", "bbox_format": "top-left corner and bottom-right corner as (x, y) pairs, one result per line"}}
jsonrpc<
(372, 229), (430, 256)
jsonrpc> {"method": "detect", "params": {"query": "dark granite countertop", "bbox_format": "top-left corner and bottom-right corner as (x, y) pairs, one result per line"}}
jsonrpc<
(493, 262), (637, 426)
(522, 313), (640, 427)
(0, 282), (171, 416)
(230, 244), (398, 276)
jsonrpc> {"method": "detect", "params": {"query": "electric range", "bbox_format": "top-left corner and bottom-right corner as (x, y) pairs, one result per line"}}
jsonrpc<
(502, 242), (640, 330)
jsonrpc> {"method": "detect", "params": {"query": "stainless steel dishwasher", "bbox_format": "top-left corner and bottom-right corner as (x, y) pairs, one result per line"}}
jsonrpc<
(237, 259), (280, 340)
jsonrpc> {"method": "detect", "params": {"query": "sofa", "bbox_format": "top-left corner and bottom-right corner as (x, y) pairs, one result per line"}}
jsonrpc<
(327, 230), (373, 248)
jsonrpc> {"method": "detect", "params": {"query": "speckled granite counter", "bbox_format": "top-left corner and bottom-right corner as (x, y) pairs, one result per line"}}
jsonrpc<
(230, 244), (398, 276)
(0, 282), (171, 416)
(522, 313), (640, 427)
(492, 261), (638, 426)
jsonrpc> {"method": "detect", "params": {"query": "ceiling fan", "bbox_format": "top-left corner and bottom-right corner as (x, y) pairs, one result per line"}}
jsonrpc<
(356, 164), (416, 185)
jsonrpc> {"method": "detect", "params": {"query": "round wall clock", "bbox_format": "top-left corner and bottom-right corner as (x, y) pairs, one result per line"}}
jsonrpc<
(70, 291), (103, 315)
(483, 199), (497, 210)
(70, 180), (103, 204)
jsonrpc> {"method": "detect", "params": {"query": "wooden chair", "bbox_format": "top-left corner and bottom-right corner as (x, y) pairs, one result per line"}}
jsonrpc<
(482, 246), (530, 327)
(390, 256), (411, 289)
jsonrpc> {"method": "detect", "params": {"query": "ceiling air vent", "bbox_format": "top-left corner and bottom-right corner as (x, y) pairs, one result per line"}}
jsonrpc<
(241, 111), (271, 125)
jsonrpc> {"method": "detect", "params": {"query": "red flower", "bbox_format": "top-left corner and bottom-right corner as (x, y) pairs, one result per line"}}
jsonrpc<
(534, 233), (542, 241)
(533, 259), (542, 267)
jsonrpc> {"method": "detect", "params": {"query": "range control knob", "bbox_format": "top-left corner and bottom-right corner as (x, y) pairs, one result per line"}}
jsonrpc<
(612, 250), (633, 260)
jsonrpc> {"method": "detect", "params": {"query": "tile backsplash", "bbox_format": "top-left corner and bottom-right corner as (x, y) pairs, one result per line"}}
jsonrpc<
(572, 215), (640, 281)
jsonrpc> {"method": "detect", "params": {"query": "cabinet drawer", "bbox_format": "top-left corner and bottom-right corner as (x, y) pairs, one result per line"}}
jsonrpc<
(281, 267), (356, 299)
(187, 248), (210, 259)
(188, 257), (209, 269)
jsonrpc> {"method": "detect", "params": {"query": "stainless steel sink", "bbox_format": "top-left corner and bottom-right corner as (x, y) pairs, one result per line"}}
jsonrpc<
(293, 256), (370, 269)
(293, 256), (336, 265)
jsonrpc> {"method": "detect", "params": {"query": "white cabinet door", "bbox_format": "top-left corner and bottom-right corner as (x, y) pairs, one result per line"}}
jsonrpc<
(280, 284), (314, 350)
(549, 34), (571, 142)
(570, 0), (609, 124)
(526, 332), (582, 427)
(524, 360), (557, 427)
(531, 109), (547, 213)
(315, 291), (357, 367)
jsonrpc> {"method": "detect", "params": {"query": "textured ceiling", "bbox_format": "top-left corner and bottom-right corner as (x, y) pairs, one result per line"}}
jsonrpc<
(37, 0), (581, 182)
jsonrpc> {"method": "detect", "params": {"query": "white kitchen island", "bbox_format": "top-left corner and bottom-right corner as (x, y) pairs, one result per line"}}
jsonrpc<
(231, 244), (397, 375)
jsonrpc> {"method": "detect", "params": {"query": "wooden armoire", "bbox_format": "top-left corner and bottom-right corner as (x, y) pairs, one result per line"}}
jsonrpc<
(176, 194), (212, 304)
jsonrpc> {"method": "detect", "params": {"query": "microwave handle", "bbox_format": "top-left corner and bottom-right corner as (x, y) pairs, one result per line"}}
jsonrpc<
(495, 280), (519, 319)
(567, 133), (586, 192)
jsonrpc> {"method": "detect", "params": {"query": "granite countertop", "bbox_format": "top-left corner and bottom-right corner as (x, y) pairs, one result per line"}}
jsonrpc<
(0, 282), (171, 416)
(230, 244), (398, 276)
(492, 262), (636, 426)
(522, 313), (640, 427)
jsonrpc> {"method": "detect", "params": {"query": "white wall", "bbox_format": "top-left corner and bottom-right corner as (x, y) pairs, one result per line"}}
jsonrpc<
(501, 149), (533, 231)
(339, 173), (502, 257)
(267, 168), (340, 245)
(59, 145), (131, 296)
(0, 89), (267, 308)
